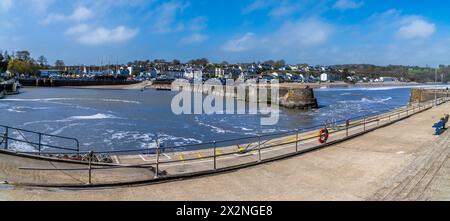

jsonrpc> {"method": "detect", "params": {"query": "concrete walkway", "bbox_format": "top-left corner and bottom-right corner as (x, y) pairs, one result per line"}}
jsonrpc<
(0, 102), (449, 200)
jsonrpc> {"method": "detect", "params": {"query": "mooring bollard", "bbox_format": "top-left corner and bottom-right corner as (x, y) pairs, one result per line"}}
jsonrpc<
(295, 129), (299, 152)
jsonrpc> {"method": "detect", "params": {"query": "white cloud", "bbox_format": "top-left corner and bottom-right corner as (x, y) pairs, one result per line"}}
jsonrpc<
(396, 19), (436, 40)
(242, 0), (273, 14)
(243, 0), (304, 17)
(222, 18), (332, 53)
(367, 9), (436, 40)
(0, 0), (13, 11)
(26, 0), (55, 13)
(179, 33), (209, 45)
(275, 19), (332, 47)
(186, 16), (208, 31)
(65, 25), (139, 45)
(333, 0), (364, 10)
(151, 1), (190, 33)
(222, 33), (258, 52)
(64, 24), (90, 35)
(42, 6), (94, 24)
(269, 4), (299, 17)
(149, 1), (208, 34)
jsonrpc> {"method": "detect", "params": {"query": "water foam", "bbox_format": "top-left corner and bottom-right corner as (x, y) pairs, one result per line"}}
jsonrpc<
(338, 97), (392, 104)
(67, 113), (119, 120)
(2, 98), (140, 104)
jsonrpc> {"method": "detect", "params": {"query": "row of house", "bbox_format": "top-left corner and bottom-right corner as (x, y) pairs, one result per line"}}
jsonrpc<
(30, 62), (405, 84)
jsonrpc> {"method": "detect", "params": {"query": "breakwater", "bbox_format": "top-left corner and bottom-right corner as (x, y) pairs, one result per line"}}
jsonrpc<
(156, 81), (318, 109)
(18, 78), (140, 87)
(410, 88), (450, 103)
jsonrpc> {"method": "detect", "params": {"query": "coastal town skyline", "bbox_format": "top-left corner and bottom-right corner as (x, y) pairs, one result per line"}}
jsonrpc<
(1, 0), (450, 66)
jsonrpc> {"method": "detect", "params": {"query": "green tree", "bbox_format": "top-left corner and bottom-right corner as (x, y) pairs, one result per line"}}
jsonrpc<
(274, 60), (286, 69)
(0, 52), (6, 73)
(7, 59), (38, 76)
(15, 50), (31, 61)
(172, 59), (181, 65)
(188, 58), (209, 66)
(37, 55), (48, 68)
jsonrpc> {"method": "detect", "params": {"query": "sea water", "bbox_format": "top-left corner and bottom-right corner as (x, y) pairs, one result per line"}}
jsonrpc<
(0, 85), (442, 152)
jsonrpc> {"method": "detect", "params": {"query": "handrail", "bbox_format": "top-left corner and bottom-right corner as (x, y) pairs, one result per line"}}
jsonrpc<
(0, 124), (79, 141)
(1, 124), (80, 154)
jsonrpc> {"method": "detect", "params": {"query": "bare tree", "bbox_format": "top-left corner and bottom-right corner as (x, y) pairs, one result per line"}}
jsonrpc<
(55, 60), (65, 71)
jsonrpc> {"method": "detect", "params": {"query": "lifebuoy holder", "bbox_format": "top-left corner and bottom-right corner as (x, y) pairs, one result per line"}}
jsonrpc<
(318, 128), (329, 144)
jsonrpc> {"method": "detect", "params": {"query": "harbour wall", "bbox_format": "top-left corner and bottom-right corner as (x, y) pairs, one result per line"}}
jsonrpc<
(410, 88), (450, 103)
(18, 78), (140, 87)
(167, 81), (318, 109)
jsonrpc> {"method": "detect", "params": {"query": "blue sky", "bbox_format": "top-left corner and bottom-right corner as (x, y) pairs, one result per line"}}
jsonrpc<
(1, 0), (449, 66)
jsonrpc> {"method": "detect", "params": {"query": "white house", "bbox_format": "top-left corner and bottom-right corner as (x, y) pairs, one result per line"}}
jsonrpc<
(320, 73), (329, 82)
(184, 68), (203, 79)
(215, 68), (225, 78)
(379, 77), (397, 82)
(127, 66), (133, 76)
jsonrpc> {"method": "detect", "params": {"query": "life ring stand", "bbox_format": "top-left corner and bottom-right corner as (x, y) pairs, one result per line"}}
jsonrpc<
(318, 128), (329, 144)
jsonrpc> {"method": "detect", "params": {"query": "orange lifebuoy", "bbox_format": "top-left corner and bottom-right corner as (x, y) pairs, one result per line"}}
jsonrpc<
(318, 128), (329, 144)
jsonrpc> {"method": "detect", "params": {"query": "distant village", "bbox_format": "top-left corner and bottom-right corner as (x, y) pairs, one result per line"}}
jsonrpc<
(34, 61), (404, 84)
(1, 50), (448, 84)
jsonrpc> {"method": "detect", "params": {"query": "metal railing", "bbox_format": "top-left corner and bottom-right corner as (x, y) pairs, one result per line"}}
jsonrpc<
(13, 96), (450, 186)
(0, 124), (80, 154)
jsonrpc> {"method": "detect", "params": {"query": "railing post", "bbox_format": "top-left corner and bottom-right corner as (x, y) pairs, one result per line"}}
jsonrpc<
(76, 140), (80, 158)
(4, 127), (8, 150)
(38, 133), (42, 155)
(88, 151), (93, 185)
(258, 135), (262, 162)
(295, 129), (299, 152)
(346, 120), (349, 137)
(154, 136), (160, 179)
(213, 141), (217, 170)
(363, 117), (366, 132)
